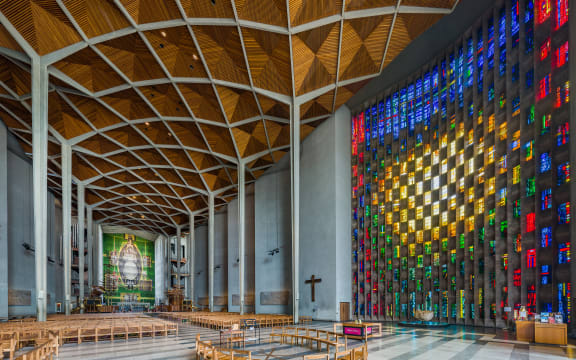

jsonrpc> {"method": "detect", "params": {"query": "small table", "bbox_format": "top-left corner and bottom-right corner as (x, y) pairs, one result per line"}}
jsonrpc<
(342, 322), (382, 341)
(535, 322), (567, 345)
(515, 320), (534, 342)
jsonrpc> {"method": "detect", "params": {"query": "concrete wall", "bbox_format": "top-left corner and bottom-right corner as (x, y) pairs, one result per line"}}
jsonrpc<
(254, 156), (293, 314)
(227, 185), (255, 313)
(3, 129), (64, 317)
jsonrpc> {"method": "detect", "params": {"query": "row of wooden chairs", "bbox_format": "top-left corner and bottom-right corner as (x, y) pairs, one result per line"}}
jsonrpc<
(335, 344), (368, 360)
(0, 318), (178, 347)
(0, 331), (18, 360)
(269, 327), (347, 355)
(161, 312), (294, 329)
(196, 335), (252, 360)
(15, 331), (59, 360)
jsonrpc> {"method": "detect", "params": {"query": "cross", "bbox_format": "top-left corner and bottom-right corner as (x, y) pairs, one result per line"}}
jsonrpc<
(305, 275), (322, 302)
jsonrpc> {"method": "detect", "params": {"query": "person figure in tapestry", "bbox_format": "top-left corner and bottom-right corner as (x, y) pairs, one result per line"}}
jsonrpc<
(118, 234), (143, 290)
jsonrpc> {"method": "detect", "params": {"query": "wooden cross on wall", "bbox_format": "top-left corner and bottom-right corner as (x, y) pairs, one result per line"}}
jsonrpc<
(305, 275), (322, 302)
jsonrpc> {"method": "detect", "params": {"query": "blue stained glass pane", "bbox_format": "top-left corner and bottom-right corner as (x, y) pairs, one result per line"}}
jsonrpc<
(559, 243), (570, 263)
(466, 37), (474, 88)
(498, 8), (506, 48)
(400, 88), (407, 129)
(541, 188), (552, 210)
(488, 19), (495, 69)
(385, 97), (392, 134)
(365, 109), (370, 151)
(511, 1), (520, 46)
(371, 105), (378, 140)
(500, 48), (507, 76)
(541, 227), (552, 247)
(558, 203), (571, 225)
(378, 101), (385, 146)
(423, 73), (430, 92)
(540, 153), (552, 173)
(525, 0), (534, 23)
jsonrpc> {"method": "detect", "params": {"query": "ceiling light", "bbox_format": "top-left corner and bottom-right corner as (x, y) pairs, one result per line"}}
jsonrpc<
(192, 54), (199, 61)
(161, 31), (167, 37)
(145, 122), (150, 126)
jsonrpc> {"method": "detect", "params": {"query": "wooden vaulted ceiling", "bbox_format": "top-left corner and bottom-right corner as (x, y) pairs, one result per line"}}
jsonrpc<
(0, 0), (457, 234)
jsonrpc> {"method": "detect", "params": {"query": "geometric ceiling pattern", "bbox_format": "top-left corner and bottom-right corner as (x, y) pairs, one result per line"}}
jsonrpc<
(0, 0), (457, 235)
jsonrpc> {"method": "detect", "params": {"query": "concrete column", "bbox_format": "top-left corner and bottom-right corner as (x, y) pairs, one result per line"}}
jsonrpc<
(208, 193), (215, 312)
(61, 143), (72, 315)
(176, 226), (181, 291)
(166, 234), (171, 293)
(32, 59), (49, 322)
(0, 122), (8, 321)
(77, 184), (85, 313)
(97, 223), (103, 286)
(290, 103), (301, 324)
(188, 213), (195, 302)
(86, 207), (93, 288)
(238, 162), (246, 315)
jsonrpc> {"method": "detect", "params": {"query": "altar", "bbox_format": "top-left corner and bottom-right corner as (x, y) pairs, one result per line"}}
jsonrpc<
(342, 322), (382, 341)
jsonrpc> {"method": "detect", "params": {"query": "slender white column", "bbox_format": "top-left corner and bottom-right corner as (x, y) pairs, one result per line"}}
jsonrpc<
(188, 213), (195, 303)
(77, 184), (85, 313)
(32, 59), (49, 322)
(176, 226), (181, 291)
(290, 103), (301, 324)
(86, 207), (93, 288)
(238, 162), (246, 315)
(61, 143), (72, 315)
(208, 193), (215, 312)
(0, 122), (8, 321)
(97, 223), (103, 286)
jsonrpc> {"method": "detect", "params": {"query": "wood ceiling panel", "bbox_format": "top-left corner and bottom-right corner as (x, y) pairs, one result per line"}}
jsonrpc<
(235, 0), (287, 27)
(110, 171), (140, 183)
(345, 0), (397, 11)
(265, 120), (290, 148)
(156, 168), (185, 186)
(0, 99), (31, 127)
(183, 197), (205, 212)
(248, 154), (273, 169)
(289, 0), (342, 27)
(0, 57), (31, 96)
(202, 168), (232, 191)
(107, 151), (145, 168)
(105, 125), (149, 148)
(339, 15), (392, 81)
(177, 83), (224, 123)
(384, 13), (443, 66)
(100, 88), (156, 120)
(193, 26), (250, 85)
(0, 0), (82, 55)
(135, 120), (179, 145)
(135, 148), (170, 166)
(65, 94), (125, 129)
(300, 90), (334, 120)
(231, 120), (268, 158)
(167, 121), (208, 150)
(73, 154), (99, 181)
(198, 123), (237, 157)
(96, 33), (166, 82)
(401, 0), (456, 8)
(180, 0), (235, 19)
(180, 170), (205, 190)
(62, 0), (130, 38)
(241, 28), (291, 95)
(0, 24), (23, 52)
(144, 26), (207, 79)
(48, 92), (93, 140)
(161, 148), (194, 169)
(215, 85), (259, 123)
(54, 47), (126, 93)
(80, 154), (121, 174)
(334, 79), (371, 108)
(187, 151), (219, 171)
(138, 84), (188, 117)
(257, 94), (290, 119)
(91, 177), (122, 188)
(0, 108), (28, 131)
(76, 134), (122, 155)
(292, 22), (339, 96)
(117, 0), (182, 24)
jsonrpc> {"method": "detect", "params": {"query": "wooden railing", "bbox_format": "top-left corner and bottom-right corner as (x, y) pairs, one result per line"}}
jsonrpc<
(15, 330), (59, 360)
(161, 312), (294, 329)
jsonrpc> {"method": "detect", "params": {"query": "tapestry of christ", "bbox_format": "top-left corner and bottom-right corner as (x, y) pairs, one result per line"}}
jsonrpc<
(103, 233), (155, 305)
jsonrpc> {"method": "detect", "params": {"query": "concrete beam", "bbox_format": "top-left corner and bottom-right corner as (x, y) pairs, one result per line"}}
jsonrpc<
(208, 193), (215, 312)
(290, 103), (300, 324)
(61, 143), (72, 315)
(32, 59), (49, 322)
(0, 122), (7, 320)
(238, 162), (246, 315)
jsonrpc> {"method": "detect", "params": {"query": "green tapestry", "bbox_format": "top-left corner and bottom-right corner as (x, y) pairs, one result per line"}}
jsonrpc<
(103, 233), (155, 305)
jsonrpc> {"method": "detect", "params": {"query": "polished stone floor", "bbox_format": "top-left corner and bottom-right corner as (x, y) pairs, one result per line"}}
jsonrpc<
(43, 320), (575, 359)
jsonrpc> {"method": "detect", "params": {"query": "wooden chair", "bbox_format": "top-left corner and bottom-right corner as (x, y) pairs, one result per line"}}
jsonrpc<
(352, 344), (368, 360)
(0, 332), (17, 360)
(303, 355), (329, 360)
(335, 349), (353, 360)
